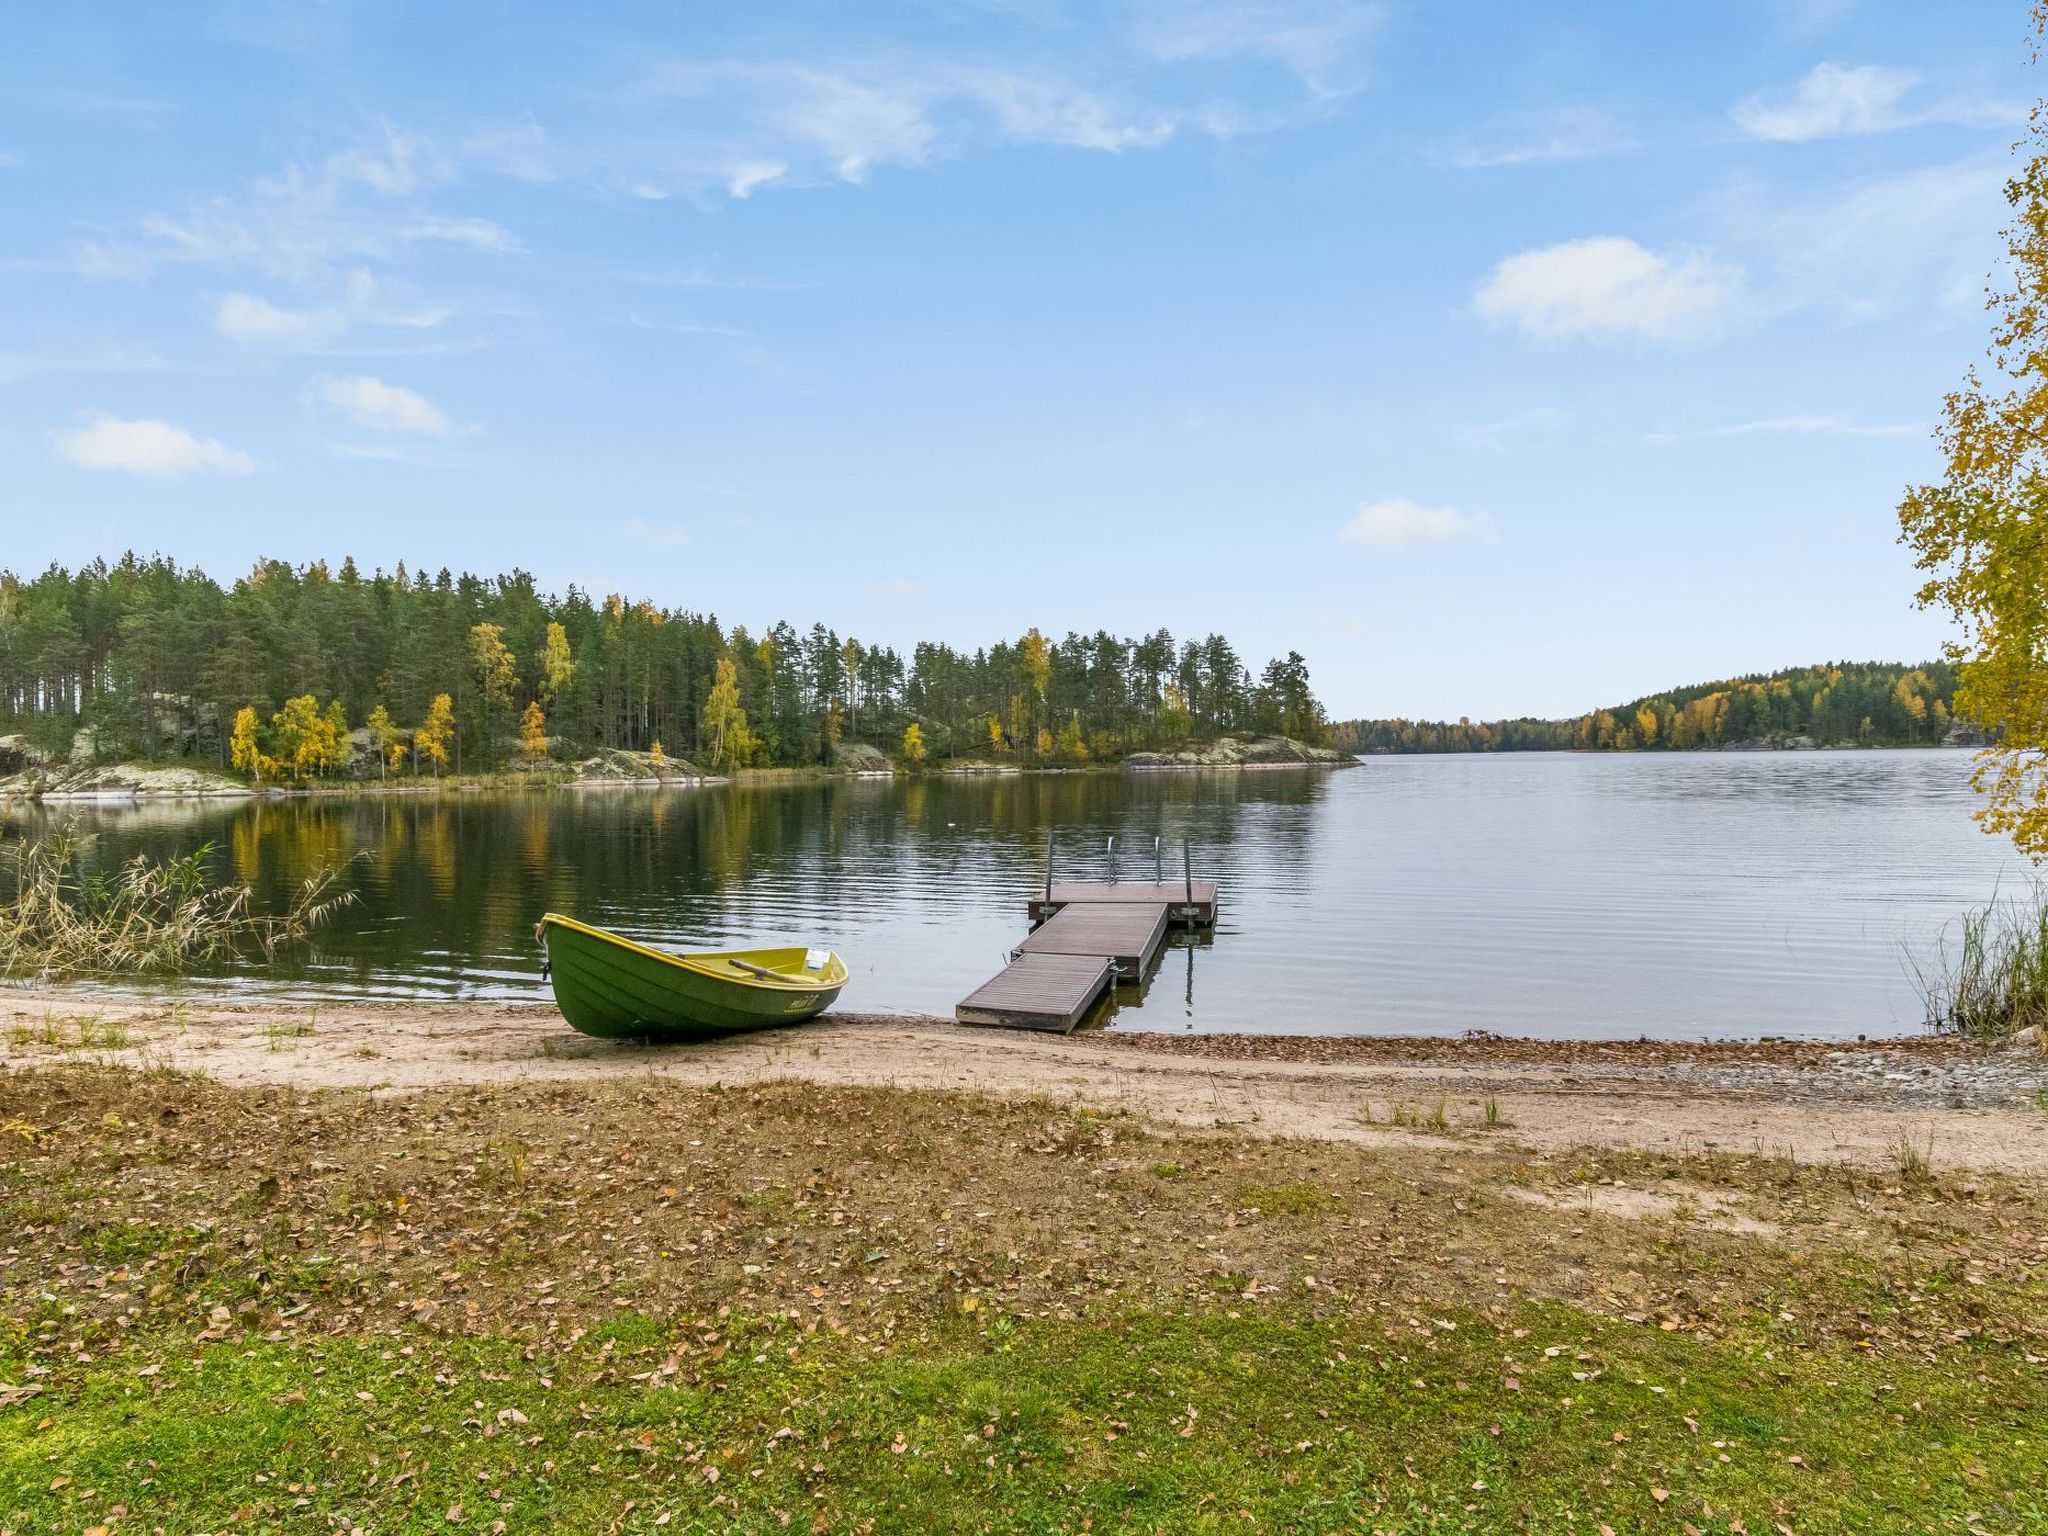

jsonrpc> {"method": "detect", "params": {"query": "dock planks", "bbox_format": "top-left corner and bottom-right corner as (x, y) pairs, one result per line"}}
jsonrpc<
(955, 952), (1113, 1033)
(1012, 901), (1169, 977)
(956, 876), (1218, 1032)
(1029, 879), (1217, 929)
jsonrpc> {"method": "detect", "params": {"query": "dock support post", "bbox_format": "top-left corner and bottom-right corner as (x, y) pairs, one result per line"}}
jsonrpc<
(1044, 829), (1053, 906)
(1154, 835), (1162, 883)
(1183, 841), (1193, 910)
(1107, 835), (1116, 885)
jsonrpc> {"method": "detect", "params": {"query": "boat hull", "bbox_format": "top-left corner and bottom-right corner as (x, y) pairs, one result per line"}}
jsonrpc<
(538, 914), (846, 1041)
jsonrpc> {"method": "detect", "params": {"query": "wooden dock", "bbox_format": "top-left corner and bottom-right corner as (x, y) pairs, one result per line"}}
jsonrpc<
(954, 859), (1219, 1033)
(956, 952), (1114, 1032)
(1013, 901), (1169, 976)
(1029, 879), (1218, 929)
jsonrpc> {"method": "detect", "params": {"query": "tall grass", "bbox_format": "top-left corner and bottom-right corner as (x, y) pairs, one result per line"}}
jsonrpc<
(1910, 886), (2048, 1044)
(0, 820), (354, 979)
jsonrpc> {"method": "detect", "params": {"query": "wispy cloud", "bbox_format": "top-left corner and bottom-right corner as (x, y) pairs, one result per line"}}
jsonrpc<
(1432, 106), (1631, 170)
(620, 3), (1381, 200)
(631, 57), (1178, 194)
(726, 160), (787, 198)
(1733, 62), (1916, 142)
(401, 216), (521, 252)
(1647, 414), (1918, 443)
(53, 415), (255, 477)
(1129, 0), (1382, 97)
(1719, 156), (2003, 321)
(1339, 498), (1497, 549)
(1473, 236), (1740, 345)
(319, 375), (453, 435)
(214, 292), (346, 346)
(77, 120), (532, 280)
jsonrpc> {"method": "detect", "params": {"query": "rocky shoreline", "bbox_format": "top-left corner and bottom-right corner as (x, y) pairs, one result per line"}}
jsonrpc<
(1, 732), (1357, 799)
(1127, 734), (1356, 768)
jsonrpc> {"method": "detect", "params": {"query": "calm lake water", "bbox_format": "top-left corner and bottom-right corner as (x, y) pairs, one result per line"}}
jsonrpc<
(3, 750), (2025, 1040)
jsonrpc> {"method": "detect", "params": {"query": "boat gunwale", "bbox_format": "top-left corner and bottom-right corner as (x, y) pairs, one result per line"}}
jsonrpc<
(537, 912), (848, 991)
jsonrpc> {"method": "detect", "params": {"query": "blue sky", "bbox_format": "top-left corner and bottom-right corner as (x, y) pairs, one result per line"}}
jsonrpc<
(0, 1), (2031, 719)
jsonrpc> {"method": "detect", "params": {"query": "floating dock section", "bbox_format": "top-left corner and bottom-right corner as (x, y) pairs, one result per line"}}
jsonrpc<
(1029, 880), (1218, 929)
(956, 839), (1219, 1033)
(956, 953), (1115, 1033)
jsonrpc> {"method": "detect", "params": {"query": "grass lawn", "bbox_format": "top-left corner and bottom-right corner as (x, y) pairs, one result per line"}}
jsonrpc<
(2, 1066), (2043, 1533)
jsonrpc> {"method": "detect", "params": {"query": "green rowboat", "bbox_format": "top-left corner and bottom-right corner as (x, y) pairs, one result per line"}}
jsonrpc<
(536, 913), (848, 1040)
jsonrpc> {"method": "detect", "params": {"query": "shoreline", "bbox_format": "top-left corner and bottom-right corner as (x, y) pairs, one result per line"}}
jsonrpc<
(5, 986), (2043, 1172)
(0, 758), (1359, 802)
(0, 741), (1974, 802)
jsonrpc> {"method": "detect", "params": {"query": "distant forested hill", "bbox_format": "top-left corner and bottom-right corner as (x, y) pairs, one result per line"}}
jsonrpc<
(1333, 661), (1965, 755)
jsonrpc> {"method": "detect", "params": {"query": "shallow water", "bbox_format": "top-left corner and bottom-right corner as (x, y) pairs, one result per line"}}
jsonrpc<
(3, 751), (2023, 1039)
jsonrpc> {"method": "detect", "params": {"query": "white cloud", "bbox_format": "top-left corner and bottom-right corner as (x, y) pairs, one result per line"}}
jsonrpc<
(320, 375), (452, 435)
(53, 415), (256, 477)
(1473, 236), (1740, 344)
(726, 160), (787, 198)
(1732, 62), (1916, 142)
(1647, 414), (1918, 443)
(214, 291), (346, 346)
(1339, 498), (1497, 549)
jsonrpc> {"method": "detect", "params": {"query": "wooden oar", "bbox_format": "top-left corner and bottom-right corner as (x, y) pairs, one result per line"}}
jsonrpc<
(727, 957), (802, 984)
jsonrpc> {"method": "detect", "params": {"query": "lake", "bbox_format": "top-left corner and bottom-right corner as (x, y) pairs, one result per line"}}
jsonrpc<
(2, 750), (2024, 1039)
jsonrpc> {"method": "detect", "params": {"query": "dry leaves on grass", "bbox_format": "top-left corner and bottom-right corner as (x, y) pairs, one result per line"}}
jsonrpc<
(0, 1065), (2042, 1375)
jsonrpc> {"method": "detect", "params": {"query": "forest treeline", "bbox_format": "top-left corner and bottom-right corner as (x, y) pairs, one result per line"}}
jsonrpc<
(1332, 661), (1964, 755)
(0, 555), (1327, 776)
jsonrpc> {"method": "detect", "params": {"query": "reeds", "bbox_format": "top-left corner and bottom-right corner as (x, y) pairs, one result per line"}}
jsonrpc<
(1910, 885), (2048, 1045)
(0, 820), (354, 978)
